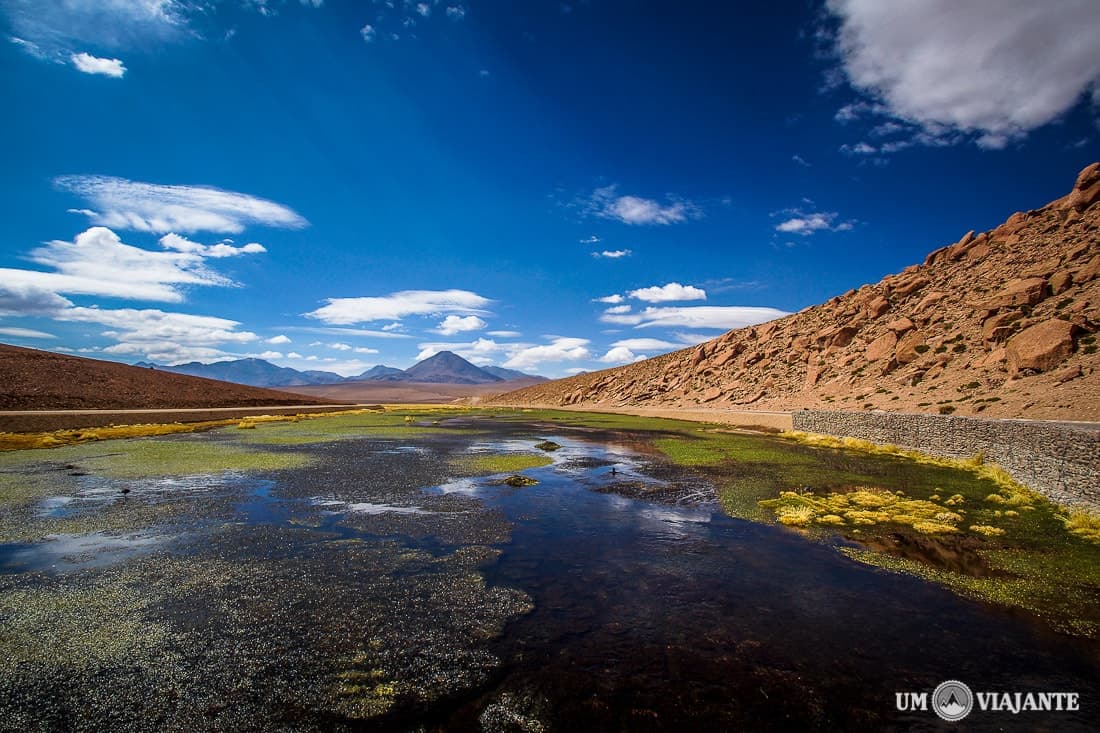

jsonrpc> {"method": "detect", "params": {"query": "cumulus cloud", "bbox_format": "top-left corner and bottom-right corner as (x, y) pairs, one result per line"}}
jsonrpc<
(825, 0), (1100, 147)
(57, 175), (308, 234)
(599, 346), (645, 364)
(600, 305), (789, 330)
(360, 24), (376, 42)
(594, 294), (624, 304)
(774, 210), (854, 236)
(414, 335), (591, 371)
(628, 282), (706, 303)
(503, 337), (590, 371)
(588, 185), (699, 226)
(435, 314), (487, 335)
(266, 334), (291, 344)
(70, 52), (125, 77)
(160, 233), (267, 258)
(592, 249), (631, 259)
(306, 289), (492, 325)
(603, 305), (631, 315)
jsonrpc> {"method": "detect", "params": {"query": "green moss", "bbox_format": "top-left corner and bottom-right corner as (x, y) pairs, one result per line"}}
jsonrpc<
(452, 452), (552, 476)
(534, 440), (562, 452)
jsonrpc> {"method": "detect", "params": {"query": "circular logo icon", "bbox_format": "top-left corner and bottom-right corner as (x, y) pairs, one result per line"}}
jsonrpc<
(932, 680), (974, 722)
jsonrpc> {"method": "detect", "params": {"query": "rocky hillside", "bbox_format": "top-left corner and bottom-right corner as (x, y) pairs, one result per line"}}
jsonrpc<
(497, 163), (1100, 422)
(0, 344), (341, 411)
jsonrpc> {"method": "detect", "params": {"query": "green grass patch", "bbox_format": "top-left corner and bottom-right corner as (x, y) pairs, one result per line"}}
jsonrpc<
(451, 452), (552, 476)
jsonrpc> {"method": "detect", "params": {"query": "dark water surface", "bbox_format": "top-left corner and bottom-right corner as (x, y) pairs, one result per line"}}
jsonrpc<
(0, 421), (1097, 731)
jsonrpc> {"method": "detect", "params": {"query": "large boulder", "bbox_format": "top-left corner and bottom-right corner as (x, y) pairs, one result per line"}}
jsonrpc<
(1068, 162), (1100, 213)
(984, 278), (1048, 309)
(1005, 319), (1076, 375)
(894, 331), (927, 365)
(865, 331), (898, 362)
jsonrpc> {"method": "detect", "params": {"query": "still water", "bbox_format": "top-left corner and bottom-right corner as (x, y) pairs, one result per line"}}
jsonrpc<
(0, 420), (1096, 731)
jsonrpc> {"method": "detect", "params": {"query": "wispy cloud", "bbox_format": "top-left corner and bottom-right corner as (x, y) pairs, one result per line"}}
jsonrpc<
(70, 52), (125, 77)
(825, 0), (1100, 148)
(1, 226), (260, 304)
(594, 294), (624, 304)
(59, 306), (259, 364)
(600, 305), (788, 330)
(160, 233), (267, 258)
(0, 326), (55, 339)
(57, 176), (308, 234)
(587, 185), (699, 226)
(792, 154), (811, 167)
(306, 289), (492, 325)
(592, 249), (631, 259)
(628, 282), (706, 303)
(774, 209), (854, 236)
(2, 0), (190, 57)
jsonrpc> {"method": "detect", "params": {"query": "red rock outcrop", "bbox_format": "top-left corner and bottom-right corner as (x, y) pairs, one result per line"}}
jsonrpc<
(496, 164), (1100, 421)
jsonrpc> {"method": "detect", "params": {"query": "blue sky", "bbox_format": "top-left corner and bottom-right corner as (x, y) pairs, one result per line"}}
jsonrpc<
(2, 0), (1099, 377)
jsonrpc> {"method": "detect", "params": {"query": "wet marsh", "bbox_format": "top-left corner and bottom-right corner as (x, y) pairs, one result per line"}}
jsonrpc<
(0, 407), (1098, 730)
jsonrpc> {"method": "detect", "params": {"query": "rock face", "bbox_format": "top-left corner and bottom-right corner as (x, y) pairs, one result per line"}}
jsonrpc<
(1006, 320), (1076, 376)
(497, 163), (1100, 421)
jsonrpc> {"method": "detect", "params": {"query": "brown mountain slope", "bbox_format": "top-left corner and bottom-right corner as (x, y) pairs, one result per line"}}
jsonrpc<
(0, 344), (343, 410)
(497, 163), (1100, 422)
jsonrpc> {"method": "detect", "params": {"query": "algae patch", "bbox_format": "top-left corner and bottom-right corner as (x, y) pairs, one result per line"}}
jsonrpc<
(452, 452), (552, 476)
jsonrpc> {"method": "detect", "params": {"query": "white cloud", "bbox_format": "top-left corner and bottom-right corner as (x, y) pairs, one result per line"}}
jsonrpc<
(360, 24), (376, 42)
(415, 337), (507, 365)
(487, 330), (521, 338)
(580, 235), (601, 244)
(628, 282), (706, 303)
(792, 154), (811, 167)
(0, 281), (73, 316)
(599, 346), (644, 364)
(588, 185), (698, 225)
(446, 5), (465, 20)
(416, 2), (430, 16)
(0, 226), (252, 303)
(59, 306), (259, 364)
(2, 0), (190, 55)
(414, 335), (591, 372)
(839, 141), (877, 155)
(159, 233), (267, 258)
(774, 210), (853, 235)
(600, 305), (789, 330)
(329, 342), (351, 351)
(258, 350), (283, 360)
(0, 327), (55, 339)
(288, 326), (412, 339)
(610, 338), (680, 351)
(826, 0), (1100, 146)
(306, 289), (491, 325)
(603, 305), (631, 315)
(592, 249), (631, 259)
(503, 337), (590, 371)
(595, 294), (624, 304)
(70, 52), (125, 77)
(56, 175), (308, 234)
(354, 346), (378, 354)
(266, 334), (291, 344)
(435, 314), (487, 335)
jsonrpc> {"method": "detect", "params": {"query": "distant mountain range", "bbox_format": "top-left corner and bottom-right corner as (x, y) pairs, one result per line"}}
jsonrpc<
(138, 351), (545, 388)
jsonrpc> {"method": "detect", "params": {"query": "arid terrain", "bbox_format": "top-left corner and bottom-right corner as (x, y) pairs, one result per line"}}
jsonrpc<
(498, 163), (1100, 422)
(0, 344), (342, 411)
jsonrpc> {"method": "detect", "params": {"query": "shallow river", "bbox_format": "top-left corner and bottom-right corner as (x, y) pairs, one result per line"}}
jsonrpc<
(0, 418), (1097, 731)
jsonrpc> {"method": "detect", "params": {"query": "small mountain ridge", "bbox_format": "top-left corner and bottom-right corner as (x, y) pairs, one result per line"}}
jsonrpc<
(143, 351), (542, 388)
(0, 345), (339, 411)
(496, 163), (1100, 422)
(143, 358), (344, 388)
